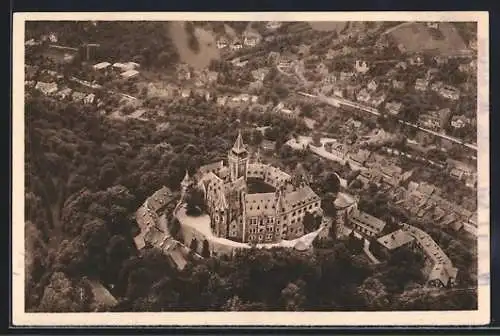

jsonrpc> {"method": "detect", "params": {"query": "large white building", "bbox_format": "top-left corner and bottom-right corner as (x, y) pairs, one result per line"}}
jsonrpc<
(188, 132), (322, 244)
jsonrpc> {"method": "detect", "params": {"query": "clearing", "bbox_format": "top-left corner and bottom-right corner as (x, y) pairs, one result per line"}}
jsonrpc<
(387, 22), (469, 56)
(168, 21), (220, 69)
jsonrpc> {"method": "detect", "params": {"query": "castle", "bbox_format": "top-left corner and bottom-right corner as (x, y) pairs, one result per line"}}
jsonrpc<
(182, 131), (322, 244)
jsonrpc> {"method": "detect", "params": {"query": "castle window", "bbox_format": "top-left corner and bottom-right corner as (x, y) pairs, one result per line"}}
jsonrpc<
(258, 235), (263, 240)
(257, 206), (260, 210)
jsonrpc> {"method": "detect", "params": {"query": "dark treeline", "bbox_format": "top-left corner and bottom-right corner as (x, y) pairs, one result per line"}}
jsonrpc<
(26, 21), (179, 68)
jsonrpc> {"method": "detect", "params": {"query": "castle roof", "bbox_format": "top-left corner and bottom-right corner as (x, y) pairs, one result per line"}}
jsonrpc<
(282, 185), (319, 212)
(231, 130), (247, 155)
(198, 161), (224, 176)
(350, 210), (387, 235)
(245, 192), (277, 217)
(334, 192), (356, 210)
(376, 229), (414, 250)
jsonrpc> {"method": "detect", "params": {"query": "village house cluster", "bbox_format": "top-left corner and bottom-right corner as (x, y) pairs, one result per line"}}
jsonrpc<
(26, 65), (98, 105)
(216, 27), (263, 51)
(92, 61), (141, 80)
(321, 189), (459, 288)
(133, 186), (193, 271)
(373, 224), (458, 288)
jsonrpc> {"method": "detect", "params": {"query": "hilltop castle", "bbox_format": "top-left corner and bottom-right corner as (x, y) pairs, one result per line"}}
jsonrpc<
(182, 131), (322, 244)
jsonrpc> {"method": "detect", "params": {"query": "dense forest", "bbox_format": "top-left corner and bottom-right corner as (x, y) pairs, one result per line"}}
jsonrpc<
(26, 21), (179, 68)
(25, 95), (477, 312)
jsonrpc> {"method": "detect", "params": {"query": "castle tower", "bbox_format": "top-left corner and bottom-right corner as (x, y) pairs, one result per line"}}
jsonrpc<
(228, 130), (249, 182)
(253, 148), (262, 164)
(292, 162), (309, 187)
(180, 170), (192, 195)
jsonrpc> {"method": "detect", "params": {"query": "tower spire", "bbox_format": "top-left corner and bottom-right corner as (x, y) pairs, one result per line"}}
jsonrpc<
(254, 148), (262, 163)
(181, 170), (191, 190)
(231, 130), (247, 155)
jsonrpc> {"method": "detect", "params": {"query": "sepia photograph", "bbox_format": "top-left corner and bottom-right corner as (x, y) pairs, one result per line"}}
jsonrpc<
(12, 11), (490, 326)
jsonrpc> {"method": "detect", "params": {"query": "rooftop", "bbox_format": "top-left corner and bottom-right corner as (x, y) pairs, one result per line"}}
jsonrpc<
(377, 229), (415, 250)
(350, 210), (387, 234)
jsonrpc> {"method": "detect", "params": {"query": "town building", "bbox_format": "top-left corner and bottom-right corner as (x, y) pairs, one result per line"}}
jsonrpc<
(372, 229), (415, 259)
(349, 149), (372, 167)
(260, 140), (276, 153)
(84, 93), (96, 104)
(93, 62), (111, 71)
(340, 71), (355, 81)
(439, 85), (461, 101)
(266, 21), (282, 30)
(251, 68), (270, 82)
(176, 64), (192, 81)
(450, 115), (470, 129)
(418, 113), (441, 131)
(25, 80), (36, 89)
(216, 37), (229, 49)
(35, 81), (58, 95)
(396, 61), (408, 70)
(433, 56), (448, 66)
(426, 22), (439, 29)
(415, 78), (429, 91)
(367, 80), (378, 92)
(347, 209), (387, 238)
(121, 69), (139, 80)
(316, 62), (329, 76)
(370, 93), (387, 108)
(230, 39), (243, 51)
(133, 186), (191, 269)
(430, 81), (444, 92)
(71, 91), (86, 102)
(356, 88), (371, 103)
(408, 54), (424, 66)
(322, 73), (338, 85)
(355, 60), (370, 74)
(401, 223), (458, 287)
(181, 89), (192, 99)
(392, 79), (406, 90)
(193, 132), (322, 244)
(385, 101), (403, 116)
(55, 87), (72, 100)
(333, 87), (345, 98)
(332, 192), (358, 238)
(243, 31), (262, 47)
(326, 142), (350, 160)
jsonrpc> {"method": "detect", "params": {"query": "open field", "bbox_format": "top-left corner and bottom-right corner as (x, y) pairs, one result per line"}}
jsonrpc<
(168, 21), (220, 69)
(387, 22), (469, 55)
